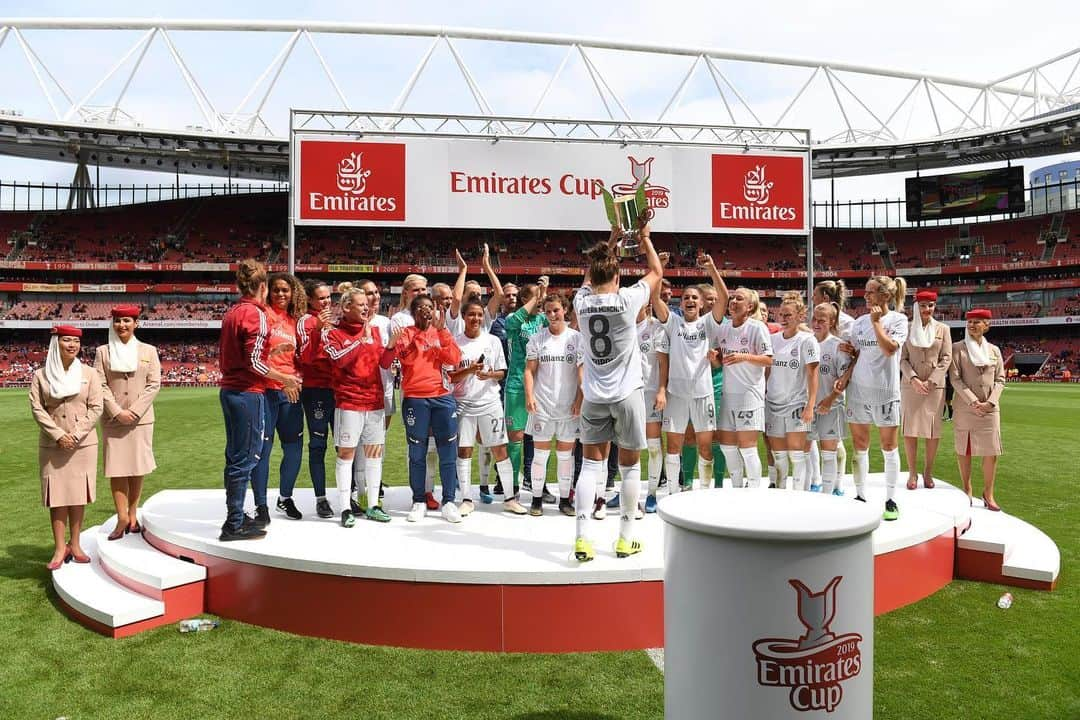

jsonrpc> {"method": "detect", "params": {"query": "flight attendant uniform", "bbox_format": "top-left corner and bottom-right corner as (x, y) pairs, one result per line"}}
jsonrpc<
(95, 316), (161, 478)
(30, 326), (104, 507)
(900, 292), (952, 440)
(950, 313), (1005, 457)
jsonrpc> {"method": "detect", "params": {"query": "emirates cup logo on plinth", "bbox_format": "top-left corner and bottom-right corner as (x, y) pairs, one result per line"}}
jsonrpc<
(743, 164), (774, 205)
(752, 576), (863, 713)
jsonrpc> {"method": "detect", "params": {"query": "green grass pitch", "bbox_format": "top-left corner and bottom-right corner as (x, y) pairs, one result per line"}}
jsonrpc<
(0, 384), (1077, 719)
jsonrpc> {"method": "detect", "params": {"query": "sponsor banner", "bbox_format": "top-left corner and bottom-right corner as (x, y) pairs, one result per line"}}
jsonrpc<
(182, 262), (231, 272)
(77, 283), (127, 293)
(294, 135), (809, 235)
(943, 315), (1080, 328)
(24, 283), (75, 292)
(0, 319), (222, 329)
(326, 264), (376, 273)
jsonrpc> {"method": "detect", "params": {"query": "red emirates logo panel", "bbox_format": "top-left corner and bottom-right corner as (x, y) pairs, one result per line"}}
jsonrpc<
(299, 141), (406, 222)
(711, 154), (805, 231)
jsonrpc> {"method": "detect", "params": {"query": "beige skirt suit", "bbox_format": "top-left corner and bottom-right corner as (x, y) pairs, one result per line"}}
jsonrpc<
(29, 365), (104, 507)
(950, 340), (1006, 456)
(94, 343), (161, 477)
(900, 321), (952, 439)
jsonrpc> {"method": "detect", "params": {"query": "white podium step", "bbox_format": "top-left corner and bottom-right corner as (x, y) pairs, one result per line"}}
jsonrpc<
(96, 518), (206, 595)
(51, 529), (165, 628)
(957, 504), (1060, 587)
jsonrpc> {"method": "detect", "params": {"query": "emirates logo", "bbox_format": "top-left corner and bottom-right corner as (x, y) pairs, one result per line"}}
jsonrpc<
(336, 152), (372, 195)
(753, 576), (863, 713)
(743, 164), (774, 205)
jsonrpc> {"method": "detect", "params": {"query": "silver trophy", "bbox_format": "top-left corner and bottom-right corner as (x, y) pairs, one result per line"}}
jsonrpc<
(601, 181), (653, 258)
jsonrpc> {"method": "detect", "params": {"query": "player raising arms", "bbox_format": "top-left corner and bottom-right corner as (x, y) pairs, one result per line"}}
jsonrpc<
(448, 243), (505, 335)
(572, 225), (663, 562)
(842, 275), (909, 520)
(653, 256), (728, 495)
(635, 289), (668, 511)
(449, 299), (520, 516)
(810, 302), (854, 495)
(322, 283), (391, 527)
(712, 287), (774, 490)
(524, 292), (584, 517)
(764, 292), (819, 491)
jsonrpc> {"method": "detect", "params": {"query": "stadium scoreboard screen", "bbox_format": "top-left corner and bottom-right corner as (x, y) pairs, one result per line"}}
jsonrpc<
(905, 166), (1025, 222)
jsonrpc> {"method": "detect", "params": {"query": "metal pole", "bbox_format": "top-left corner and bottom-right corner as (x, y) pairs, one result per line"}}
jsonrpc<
(806, 132), (814, 300)
(288, 110), (296, 275)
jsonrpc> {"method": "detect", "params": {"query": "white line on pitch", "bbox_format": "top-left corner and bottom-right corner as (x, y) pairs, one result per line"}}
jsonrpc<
(645, 647), (664, 674)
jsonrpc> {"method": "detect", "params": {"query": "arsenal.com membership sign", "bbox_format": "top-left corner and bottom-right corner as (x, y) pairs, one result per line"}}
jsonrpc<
(294, 134), (809, 235)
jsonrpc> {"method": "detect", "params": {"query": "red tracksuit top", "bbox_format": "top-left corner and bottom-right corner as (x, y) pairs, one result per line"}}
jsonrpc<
(323, 320), (386, 412)
(264, 306), (299, 391)
(297, 311), (333, 389)
(380, 325), (461, 398)
(219, 297), (271, 392)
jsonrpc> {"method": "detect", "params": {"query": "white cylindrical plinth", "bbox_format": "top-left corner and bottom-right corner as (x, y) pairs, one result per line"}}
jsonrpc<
(659, 491), (880, 719)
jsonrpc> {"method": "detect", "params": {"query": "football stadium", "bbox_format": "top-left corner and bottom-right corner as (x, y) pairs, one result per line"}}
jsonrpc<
(1, 9), (1078, 719)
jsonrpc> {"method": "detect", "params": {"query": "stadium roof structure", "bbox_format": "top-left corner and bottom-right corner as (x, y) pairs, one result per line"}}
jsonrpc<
(0, 18), (1078, 179)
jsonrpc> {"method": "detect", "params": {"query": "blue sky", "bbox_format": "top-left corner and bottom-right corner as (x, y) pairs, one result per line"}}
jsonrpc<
(0, 1), (1077, 202)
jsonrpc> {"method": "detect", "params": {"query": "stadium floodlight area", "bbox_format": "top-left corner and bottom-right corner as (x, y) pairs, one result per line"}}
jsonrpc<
(0, 19), (1078, 178)
(286, 109), (815, 292)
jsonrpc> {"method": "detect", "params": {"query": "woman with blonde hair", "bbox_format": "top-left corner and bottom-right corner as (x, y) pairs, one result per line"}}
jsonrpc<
(712, 286), (773, 490)
(810, 302), (854, 495)
(764, 292), (819, 491)
(94, 304), (161, 539)
(841, 275), (908, 521)
(391, 273), (429, 331)
(31, 325), (104, 568)
(814, 280), (855, 337)
(900, 289), (952, 490)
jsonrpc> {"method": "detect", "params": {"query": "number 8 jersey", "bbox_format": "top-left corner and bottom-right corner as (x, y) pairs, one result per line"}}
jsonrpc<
(573, 280), (650, 403)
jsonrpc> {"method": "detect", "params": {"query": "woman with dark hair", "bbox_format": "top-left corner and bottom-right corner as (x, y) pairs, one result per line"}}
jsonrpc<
(297, 278), (336, 519)
(255, 272), (307, 522)
(900, 289), (952, 490)
(94, 304), (161, 539)
(382, 294), (463, 523)
(218, 260), (301, 541)
(31, 325), (104, 569)
(951, 309), (1006, 510)
(571, 225), (662, 562)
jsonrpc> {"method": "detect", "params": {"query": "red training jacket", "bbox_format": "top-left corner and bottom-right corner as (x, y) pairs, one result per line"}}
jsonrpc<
(380, 325), (460, 398)
(219, 297), (271, 393)
(297, 311), (333, 389)
(323, 320), (386, 412)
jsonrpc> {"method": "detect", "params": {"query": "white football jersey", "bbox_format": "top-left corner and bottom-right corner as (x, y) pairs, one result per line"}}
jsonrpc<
(525, 326), (583, 419)
(447, 306), (496, 337)
(390, 309), (414, 332)
(766, 330), (820, 409)
(637, 317), (668, 393)
(847, 310), (908, 401)
(710, 317), (773, 410)
(815, 334), (852, 405)
(838, 310), (855, 338)
(574, 280), (650, 403)
(662, 312), (714, 399)
(452, 331), (506, 416)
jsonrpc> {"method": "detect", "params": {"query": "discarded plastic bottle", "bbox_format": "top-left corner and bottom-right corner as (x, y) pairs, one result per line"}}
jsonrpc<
(996, 592), (1013, 609)
(179, 618), (219, 633)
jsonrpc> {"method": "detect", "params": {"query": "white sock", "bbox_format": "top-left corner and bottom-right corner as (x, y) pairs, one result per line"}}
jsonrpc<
(809, 440), (821, 487)
(767, 463), (777, 490)
(697, 456), (714, 491)
(619, 464), (641, 540)
(335, 456), (353, 512)
(772, 451), (789, 490)
(425, 438), (437, 493)
(837, 442), (848, 479)
(720, 445), (743, 488)
(575, 459), (604, 540)
(665, 454), (682, 494)
(789, 450), (807, 491)
(646, 438), (662, 496)
(822, 450), (838, 494)
(741, 447), (762, 490)
(478, 444), (490, 486)
(883, 448), (900, 501)
(495, 458), (515, 501)
(854, 449), (869, 499)
(457, 458), (472, 504)
(364, 457), (382, 510)
(531, 449), (551, 498)
(556, 450), (573, 499)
